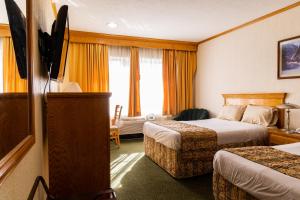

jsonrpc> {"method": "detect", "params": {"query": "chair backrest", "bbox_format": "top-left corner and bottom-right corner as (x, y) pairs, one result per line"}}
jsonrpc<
(112, 105), (122, 125)
(173, 108), (209, 121)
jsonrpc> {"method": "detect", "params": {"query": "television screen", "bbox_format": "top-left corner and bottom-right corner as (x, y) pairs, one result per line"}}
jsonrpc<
(5, 0), (27, 79)
(50, 5), (69, 80)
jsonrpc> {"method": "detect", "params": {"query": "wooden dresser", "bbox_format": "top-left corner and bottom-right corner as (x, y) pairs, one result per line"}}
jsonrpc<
(268, 128), (300, 145)
(45, 92), (111, 199)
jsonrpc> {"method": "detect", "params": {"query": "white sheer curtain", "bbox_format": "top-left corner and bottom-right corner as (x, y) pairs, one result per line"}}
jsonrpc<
(109, 46), (131, 116)
(0, 38), (3, 93)
(139, 48), (163, 115)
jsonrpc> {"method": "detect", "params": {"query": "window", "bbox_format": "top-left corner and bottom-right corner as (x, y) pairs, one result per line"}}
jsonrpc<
(109, 46), (130, 116)
(139, 48), (163, 115)
(109, 47), (163, 117)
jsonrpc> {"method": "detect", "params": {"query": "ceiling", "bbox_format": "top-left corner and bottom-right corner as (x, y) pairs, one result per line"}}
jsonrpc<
(0, 1), (299, 42)
(54, 0), (299, 42)
(0, 0), (26, 24)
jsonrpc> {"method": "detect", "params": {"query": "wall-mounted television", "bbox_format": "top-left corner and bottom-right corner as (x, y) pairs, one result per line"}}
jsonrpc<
(39, 5), (69, 81)
(5, 0), (27, 79)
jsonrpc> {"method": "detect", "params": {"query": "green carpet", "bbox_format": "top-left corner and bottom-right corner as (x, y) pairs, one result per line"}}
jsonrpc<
(110, 139), (214, 200)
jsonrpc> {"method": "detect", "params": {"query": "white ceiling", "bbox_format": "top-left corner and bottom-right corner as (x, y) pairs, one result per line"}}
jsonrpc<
(0, 0), (26, 24)
(1, 1), (299, 42)
(54, 0), (300, 42)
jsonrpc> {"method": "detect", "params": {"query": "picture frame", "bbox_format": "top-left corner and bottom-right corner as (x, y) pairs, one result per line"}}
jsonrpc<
(278, 35), (300, 79)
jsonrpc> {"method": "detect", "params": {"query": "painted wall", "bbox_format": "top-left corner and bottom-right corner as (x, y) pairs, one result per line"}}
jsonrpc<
(196, 6), (300, 129)
(0, 0), (55, 199)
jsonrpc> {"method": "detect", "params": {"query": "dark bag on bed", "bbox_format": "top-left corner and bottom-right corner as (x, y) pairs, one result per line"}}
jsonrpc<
(173, 108), (209, 121)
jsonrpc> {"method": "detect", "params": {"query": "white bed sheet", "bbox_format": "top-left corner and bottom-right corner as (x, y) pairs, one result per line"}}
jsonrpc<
(143, 118), (268, 150)
(118, 119), (145, 135)
(213, 142), (300, 200)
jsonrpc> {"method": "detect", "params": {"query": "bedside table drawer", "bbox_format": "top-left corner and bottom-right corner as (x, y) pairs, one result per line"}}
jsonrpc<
(269, 134), (300, 145)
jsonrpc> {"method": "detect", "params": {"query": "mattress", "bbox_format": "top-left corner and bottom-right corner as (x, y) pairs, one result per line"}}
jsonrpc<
(118, 119), (145, 135)
(213, 142), (300, 200)
(118, 115), (172, 135)
(143, 118), (268, 150)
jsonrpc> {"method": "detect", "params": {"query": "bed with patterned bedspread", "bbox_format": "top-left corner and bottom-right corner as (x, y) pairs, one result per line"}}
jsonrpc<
(213, 143), (300, 200)
(144, 118), (268, 178)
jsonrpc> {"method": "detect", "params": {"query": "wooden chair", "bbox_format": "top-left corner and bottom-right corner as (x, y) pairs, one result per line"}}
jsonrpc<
(110, 105), (122, 147)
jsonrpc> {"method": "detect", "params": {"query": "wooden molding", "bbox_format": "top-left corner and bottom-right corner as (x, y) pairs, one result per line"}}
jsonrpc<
(0, 136), (34, 183)
(198, 2), (300, 44)
(69, 30), (198, 51)
(51, 0), (57, 17)
(0, 24), (10, 37)
(222, 93), (287, 101)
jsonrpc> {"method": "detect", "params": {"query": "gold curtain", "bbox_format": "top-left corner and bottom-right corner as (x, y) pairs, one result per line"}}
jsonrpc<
(128, 47), (141, 117)
(68, 42), (109, 92)
(162, 49), (177, 115)
(175, 50), (197, 113)
(162, 49), (197, 115)
(3, 37), (27, 92)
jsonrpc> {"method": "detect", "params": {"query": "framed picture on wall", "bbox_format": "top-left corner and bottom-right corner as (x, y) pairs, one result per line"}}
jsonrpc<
(278, 36), (300, 79)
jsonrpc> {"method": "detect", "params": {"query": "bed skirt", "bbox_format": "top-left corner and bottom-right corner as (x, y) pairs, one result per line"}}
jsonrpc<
(144, 135), (212, 178)
(213, 172), (258, 200)
(144, 135), (265, 178)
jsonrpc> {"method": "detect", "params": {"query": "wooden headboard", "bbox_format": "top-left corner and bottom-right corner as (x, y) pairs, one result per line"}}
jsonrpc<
(222, 93), (287, 128)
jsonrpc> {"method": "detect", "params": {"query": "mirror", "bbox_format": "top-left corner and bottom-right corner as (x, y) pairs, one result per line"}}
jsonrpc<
(0, 0), (33, 181)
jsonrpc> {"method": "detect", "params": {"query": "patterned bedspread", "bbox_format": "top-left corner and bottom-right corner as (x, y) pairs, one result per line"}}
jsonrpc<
(145, 121), (265, 178)
(151, 120), (217, 152)
(225, 146), (300, 179)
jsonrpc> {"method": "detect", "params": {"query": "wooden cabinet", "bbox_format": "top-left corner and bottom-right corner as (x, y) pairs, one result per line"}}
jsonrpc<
(45, 93), (111, 199)
(268, 128), (300, 145)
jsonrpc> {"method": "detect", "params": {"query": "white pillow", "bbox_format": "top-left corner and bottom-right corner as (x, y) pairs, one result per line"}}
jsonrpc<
(269, 108), (279, 126)
(241, 105), (275, 126)
(217, 105), (246, 121)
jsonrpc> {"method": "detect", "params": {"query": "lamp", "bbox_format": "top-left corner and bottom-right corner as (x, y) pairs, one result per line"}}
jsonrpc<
(60, 82), (82, 92)
(276, 103), (300, 132)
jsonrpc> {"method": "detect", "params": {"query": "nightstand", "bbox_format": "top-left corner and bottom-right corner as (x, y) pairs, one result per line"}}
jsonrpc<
(268, 128), (300, 145)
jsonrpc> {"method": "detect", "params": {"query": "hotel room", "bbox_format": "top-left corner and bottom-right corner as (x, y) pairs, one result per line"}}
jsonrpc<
(0, 0), (300, 200)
